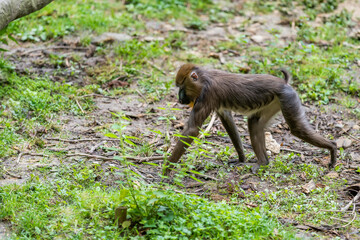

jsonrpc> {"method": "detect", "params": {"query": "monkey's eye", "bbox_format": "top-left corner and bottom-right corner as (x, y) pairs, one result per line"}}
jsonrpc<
(190, 71), (198, 81)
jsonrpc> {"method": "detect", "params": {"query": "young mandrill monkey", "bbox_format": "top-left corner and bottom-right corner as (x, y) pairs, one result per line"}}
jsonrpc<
(167, 63), (337, 173)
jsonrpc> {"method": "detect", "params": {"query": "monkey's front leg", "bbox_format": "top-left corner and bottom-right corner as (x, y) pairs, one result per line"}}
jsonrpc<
(167, 126), (200, 164)
(217, 110), (246, 163)
(165, 105), (211, 175)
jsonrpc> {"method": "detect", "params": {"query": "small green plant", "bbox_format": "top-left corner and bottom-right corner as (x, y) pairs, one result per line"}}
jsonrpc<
(0, 27), (17, 52)
(157, 105), (179, 145)
(185, 19), (207, 30)
(105, 113), (138, 154)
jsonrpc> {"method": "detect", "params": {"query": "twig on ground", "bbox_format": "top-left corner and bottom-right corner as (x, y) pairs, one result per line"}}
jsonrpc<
(17, 149), (163, 164)
(341, 204), (357, 228)
(3, 167), (22, 179)
(343, 42), (360, 49)
(152, 64), (166, 75)
(344, 132), (360, 142)
(46, 137), (120, 143)
(78, 93), (118, 99)
(22, 46), (87, 55)
(129, 165), (150, 183)
(280, 148), (304, 154)
(135, 89), (148, 104)
(17, 152), (48, 165)
(66, 152), (163, 163)
(164, 187), (201, 195)
(135, 156), (164, 163)
(47, 147), (78, 152)
(66, 152), (115, 161)
(330, 216), (352, 223)
(341, 191), (360, 212)
(89, 141), (107, 153)
(200, 112), (216, 138)
(75, 99), (85, 113)
(239, 173), (253, 180)
(320, 209), (352, 213)
(187, 170), (219, 181)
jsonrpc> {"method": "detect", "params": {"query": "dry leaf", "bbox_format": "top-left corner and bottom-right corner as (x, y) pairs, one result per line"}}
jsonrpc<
(302, 180), (316, 194)
(265, 132), (280, 153)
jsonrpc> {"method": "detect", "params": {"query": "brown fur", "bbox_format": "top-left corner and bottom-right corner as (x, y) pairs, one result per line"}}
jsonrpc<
(167, 64), (337, 173)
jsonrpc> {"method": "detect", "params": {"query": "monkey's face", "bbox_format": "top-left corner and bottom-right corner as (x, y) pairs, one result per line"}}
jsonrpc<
(176, 64), (203, 107)
(178, 87), (192, 105)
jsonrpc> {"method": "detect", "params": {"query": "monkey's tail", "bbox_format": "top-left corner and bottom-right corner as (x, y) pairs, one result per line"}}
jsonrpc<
(279, 68), (291, 84)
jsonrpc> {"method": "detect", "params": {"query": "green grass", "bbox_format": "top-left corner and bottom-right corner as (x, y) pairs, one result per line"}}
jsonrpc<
(6, 0), (224, 43)
(1, 0), (360, 237)
(0, 164), (296, 239)
(0, 59), (90, 157)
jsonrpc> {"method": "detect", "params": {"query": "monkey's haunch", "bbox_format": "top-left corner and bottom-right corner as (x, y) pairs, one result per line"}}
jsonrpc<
(167, 64), (337, 173)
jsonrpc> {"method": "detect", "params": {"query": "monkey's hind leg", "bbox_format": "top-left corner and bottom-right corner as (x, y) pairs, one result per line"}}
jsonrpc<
(217, 110), (246, 163)
(279, 86), (337, 168)
(248, 100), (281, 172)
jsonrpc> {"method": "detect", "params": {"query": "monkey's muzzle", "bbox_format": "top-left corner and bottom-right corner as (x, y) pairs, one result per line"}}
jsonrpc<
(178, 88), (191, 105)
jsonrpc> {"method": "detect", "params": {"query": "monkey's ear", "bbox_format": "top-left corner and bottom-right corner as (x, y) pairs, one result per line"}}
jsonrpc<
(190, 71), (198, 81)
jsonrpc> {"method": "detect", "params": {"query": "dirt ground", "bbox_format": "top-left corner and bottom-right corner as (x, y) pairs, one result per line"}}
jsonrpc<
(1, 0), (360, 238)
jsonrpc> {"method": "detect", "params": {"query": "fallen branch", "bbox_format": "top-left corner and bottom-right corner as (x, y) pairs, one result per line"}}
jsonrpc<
(128, 165), (149, 183)
(344, 132), (360, 143)
(22, 46), (87, 55)
(135, 89), (148, 104)
(280, 148), (304, 154)
(46, 137), (120, 143)
(66, 152), (163, 163)
(66, 152), (115, 161)
(341, 191), (360, 212)
(152, 64), (166, 75)
(78, 93), (118, 99)
(200, 112), (216, 138)
(341, 204), (357, 228)
(135, 156), (164, 163)
(89, 141), (107, 154)
(17, 152), (48, 165)
(330, 216), (352, 223)
(320, 209), (353, 213)
(3, 167), (22, 179)
(75, 99), (85, 114)
(188, 170), (219, 181)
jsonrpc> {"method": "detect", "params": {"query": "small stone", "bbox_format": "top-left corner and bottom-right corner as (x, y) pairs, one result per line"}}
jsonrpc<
(203, 27), (228, 40)
(350, 152), (360, 161)
(143, 36), (165, 42)
(302, 180), (316, 194)
(146, 21), (162, 30)
(92, 32), (132, 45)
(325, 172), (339, 179)
(265, 132), (280, 153)
(335, 123), (344, 129)
(251, 35), (265, 43)
(336, 137), (352, 149)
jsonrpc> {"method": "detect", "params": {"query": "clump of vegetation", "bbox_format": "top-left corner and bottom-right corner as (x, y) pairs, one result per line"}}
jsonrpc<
(0, 0), (359, 238)
(0, 168), (296, 239)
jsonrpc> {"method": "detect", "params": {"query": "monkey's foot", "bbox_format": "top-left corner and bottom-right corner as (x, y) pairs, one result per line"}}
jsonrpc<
(328, 161), (336, 169)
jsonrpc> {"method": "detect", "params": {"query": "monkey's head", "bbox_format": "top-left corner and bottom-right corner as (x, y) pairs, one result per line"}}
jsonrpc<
(175, 64), (203, 107)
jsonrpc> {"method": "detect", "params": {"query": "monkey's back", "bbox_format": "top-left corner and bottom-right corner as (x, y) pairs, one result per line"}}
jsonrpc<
(202, 70), (286, 114)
